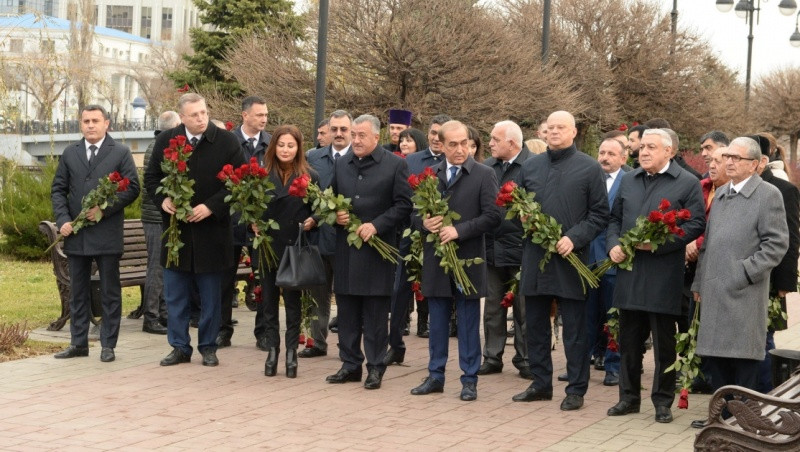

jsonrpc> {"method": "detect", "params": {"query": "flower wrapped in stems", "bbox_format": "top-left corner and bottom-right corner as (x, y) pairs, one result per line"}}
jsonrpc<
(289, 174), (399, 263)
(500, 271), (521, 308)
(217, 157), (280, 274)
(593, 198), (689, 277)
(46, 171), (132, 252)
(409, 167), (484, 296)
(299, 290), (318, 348)
(156, 135), (195, 267)
(402, 228), (424, 301)
(665, 299), (701, 409)
(495, 180), (599, 292)
(603, 307), (620, 353)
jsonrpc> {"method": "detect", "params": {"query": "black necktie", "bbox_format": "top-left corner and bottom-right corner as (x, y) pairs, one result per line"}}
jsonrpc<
(247, 137), (256, 152)
(190, 137), (198, 147)
(730, 187), (737, 196)
(501, 161), (510, 173)
(334, 152), (340, 161)
(89, 144), (97, 163)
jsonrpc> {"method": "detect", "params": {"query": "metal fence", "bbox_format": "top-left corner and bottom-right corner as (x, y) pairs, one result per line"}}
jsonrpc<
(0, 118), (157, 135)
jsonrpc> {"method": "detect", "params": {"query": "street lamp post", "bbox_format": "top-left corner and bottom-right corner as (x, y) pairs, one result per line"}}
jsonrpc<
(541, 0), (551, 63)
(313, 0), (329, 146)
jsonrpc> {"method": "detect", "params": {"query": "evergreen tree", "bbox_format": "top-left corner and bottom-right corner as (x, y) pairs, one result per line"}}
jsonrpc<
(169, 0), (303, 98)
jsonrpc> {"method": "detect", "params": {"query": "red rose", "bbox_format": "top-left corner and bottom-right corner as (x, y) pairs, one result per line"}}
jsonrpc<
(177, 160), (187, 172)
(647, 211), (663, 223)
(244, 257), (251, 266)
(501, 181), (516, 194)
(663, 210), (677, 227)
(632, 121), (639, 126)
(231, 175), (241, 185)
(223, 164), (234, 175)
(408, 174), (420, 189)
(658, 198), (671, 211)
(618, 124), (628, 132)
(299, 334), (306, 344)
(225, 121), (234, 131)
(258, 167), (268, 178)
(253, 285), (262, 299)
(217, 170), (227, 181)
(678, 388), (689, 409)
(675, 227), (686, 237)
(169, 138), (178, 149)
(109, 171), (122, 183)
(250, 162), (260, 175)
(607, 338), (618, 353)
(176, 135), (186, 146)
(248, 272), (254, 280)
(306, 337), (315, 348)
(422, 166), (436, 179)
(169, 152), (179, 162)
(411, 281), (421, 292)
(414, 291), (424, 301)
(182, 145), (192, 155)
(177, 83), (189, 93)
(288, 185), (299, 197)
(117, 178), (130, 192)
(501, 291), (514, 308)
(677, 209), (691, 220)
(234, 167), (245, 179)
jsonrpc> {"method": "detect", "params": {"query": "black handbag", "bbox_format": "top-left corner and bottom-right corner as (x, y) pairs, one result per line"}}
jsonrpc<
(275, 223), (326, 290)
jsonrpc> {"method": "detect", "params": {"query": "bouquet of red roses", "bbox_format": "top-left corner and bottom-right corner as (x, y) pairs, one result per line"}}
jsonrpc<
(666, 301), (701, 409)
(46, 171), (131, 252)
(298, 290), (319, 349)
(500, 271), (520, 308)
(496, 180), (599, 292)
(217, 157), (279, 273)
(402, 228), (425, 302)
(156, 135), (194, 267)
(409, 167), (484, 295)
(593, 198), (690, 277)
(289, 173), (400, 263)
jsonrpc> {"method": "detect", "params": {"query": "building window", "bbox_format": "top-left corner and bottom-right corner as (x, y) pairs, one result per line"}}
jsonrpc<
(106, 5), (133, 34)
(140, 6), (151, 39)
(40, 39), (54, 53)
(17, 0), (24, 14)
(43, 0), (52, 16)
(161, 7), (172, 41)
(9, 39), (23, 53)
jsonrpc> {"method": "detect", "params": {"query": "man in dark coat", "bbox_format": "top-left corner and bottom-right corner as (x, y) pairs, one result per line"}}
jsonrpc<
(140, 111), (181, 335)
(326, 114), (412, 389)
(144, 93), (245, 367)
(301, 109), (353, 358)
(511, 111), (609, 411)
(217, 96), (272, 349)
(477, 120), (531, 379)
(606, 129), (705, 423)
(51, 104), (140, 362)
(409, 120), (501, 401)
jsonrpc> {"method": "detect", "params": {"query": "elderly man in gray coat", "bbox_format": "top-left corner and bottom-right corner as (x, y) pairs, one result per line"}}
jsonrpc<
(692, 137), (789, 394)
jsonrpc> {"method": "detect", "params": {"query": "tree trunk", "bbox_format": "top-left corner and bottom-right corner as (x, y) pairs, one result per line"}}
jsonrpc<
(791, 131), (798, 169)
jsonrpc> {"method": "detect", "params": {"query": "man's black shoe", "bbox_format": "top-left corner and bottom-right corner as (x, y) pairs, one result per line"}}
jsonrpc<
(364, 369), (384, 389)
(655, 406), (673, 423)
(403, 320), (410, 336)
(201, 349), (219, 367)
(691, 419), (708, 429)
(190, 318), (199, 328)
(298, 347), (327, 358)
(143, 320), (168, 335)
(477, 362), (502, 375)
(607, 400), (640, 416)
(518, 367), (534, 380)
(507, 325), (515, 338)
(160, 348), (191, 366)
(54, 345), (89, 359)
(594, 355), (605, 370)
(557, 372), (569, 382)
(560, 394), (584, 411)
(329, 316), (338, 333)
(158, 317), (168, 327)
(417, 322), (429, 338)
(411, 377), (444, 395)
(460, 382), (477, 401)
(215, 333), (232, 348)
(100, 347), (115, 362)
(326, 367), (362, 383)
(383, 347), (405, 365)
(512, 384), (553, 402)
(256, 336), (269, 351)
(603, 372), (619, 386)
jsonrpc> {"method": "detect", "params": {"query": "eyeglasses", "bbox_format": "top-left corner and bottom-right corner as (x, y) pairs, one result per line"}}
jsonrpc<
(721, 154), (756, 163)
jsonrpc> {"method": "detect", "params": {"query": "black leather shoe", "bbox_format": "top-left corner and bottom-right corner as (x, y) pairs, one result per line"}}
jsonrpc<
(655, 406), (673, 423)
(557, 372), (569, 382)
(215, 333), (232, 348)
(518, 368), (534, 380)
(512, 384), (553, 402)
(190, 318), (199, 328)
(560, 394), (584, 411)
(201, 349), (219, 367)
(54, 345), (89, 359)
(160, 348), (191, 366)
(326, 367), (362, 383)
(143, 321), (168, 335)
(383, 347), (405, 365)
(607, 400), (640, 416)
(285, 349), (297, 378)
(265, 347), (279, 377)
(329, 316), (338, 333)
(594, 355), (605, 370)
(256, 337), (269, 351)
(298, 347), (327, 358)
(691, 419), (708, 429)
(603, 372), (619, 386)
(403, 321), (410, 336)
(477, 362), (502, 375)
(461, 382), (477, 401)
(411, 377), (444, 395)
(417, 322), (429, 338)
(100, 347), (115, 362)
(364, 369), (384, 389)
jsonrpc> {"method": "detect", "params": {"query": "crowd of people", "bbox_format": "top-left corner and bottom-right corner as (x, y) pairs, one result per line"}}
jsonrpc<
(50, 93), (799, 426)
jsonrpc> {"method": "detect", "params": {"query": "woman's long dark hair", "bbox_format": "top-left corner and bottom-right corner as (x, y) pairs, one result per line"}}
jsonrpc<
(264, 125), (310, 182)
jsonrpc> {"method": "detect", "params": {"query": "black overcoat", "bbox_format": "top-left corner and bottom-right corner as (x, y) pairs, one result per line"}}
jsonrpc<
(607, 162), (706, 315)
(331, 147), (412, 296)
(143, 122), (245, 273)
(51, 134), (140, 256)
(414, 157), (501, 298)
(306, 145), (350, 256)
(262, 169), (316, 260)
(515, 145), (609, 300)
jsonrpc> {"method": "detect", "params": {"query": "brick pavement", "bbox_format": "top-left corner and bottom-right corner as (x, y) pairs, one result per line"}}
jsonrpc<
(1, 295), (797, 451)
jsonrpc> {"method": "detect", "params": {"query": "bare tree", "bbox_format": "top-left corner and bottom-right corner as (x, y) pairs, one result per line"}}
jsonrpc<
(752, 66), (800, 164)
(131, 40), (190, 117)
(67, 0), (96, 113)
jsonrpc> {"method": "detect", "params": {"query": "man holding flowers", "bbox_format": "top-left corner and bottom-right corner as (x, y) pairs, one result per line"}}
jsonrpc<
(606, 129), (705, 423)
(409, 120), (501, 401)
(51, 105), (140, 362)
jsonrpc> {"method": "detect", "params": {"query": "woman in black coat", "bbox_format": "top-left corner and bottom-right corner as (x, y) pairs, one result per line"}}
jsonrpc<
(259, 125), (317, 378)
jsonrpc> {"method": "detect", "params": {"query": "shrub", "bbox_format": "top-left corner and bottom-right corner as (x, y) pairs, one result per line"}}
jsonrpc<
(0, 321), (29, 353)
(0, 158), (57, 260)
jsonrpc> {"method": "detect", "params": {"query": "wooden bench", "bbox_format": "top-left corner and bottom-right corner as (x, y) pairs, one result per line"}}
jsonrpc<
(694, 359), (800, 451)
(39, 219), (255, 331)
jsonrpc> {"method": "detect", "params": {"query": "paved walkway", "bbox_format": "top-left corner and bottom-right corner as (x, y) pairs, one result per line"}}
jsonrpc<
(1, 296), (798, 451)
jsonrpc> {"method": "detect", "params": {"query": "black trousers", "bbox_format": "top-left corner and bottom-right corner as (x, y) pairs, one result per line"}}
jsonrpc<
(336, 294), (390, 373)
(219, 245), (243, 338)
(68, 254), (122, 348)
(260, 269), (302, 351)
(704, 356), (760, 392)
(618, 309), (676, 407)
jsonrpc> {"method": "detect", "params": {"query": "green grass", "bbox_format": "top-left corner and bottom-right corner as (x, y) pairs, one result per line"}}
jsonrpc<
(0, 254), (142, 329)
